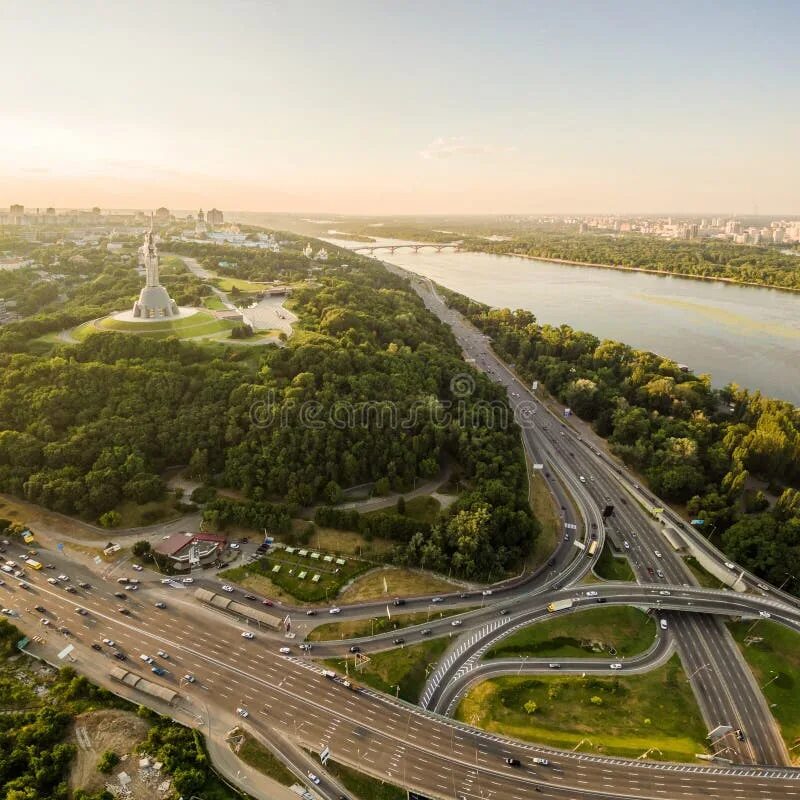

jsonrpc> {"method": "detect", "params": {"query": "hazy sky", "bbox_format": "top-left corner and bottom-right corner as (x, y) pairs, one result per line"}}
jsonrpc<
(1, 1), (798, 214)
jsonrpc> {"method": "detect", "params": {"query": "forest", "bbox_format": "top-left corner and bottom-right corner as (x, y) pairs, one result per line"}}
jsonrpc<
(0, 238), (538, 580)
(442, 288), (800, 595)
(469, 231), (800, 291)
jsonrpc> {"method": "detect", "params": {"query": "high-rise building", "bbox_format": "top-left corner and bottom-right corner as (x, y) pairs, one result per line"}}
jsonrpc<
(195, 208), (207, 235)
(9, 204), (23, 215)
(207, 208), (224, 226)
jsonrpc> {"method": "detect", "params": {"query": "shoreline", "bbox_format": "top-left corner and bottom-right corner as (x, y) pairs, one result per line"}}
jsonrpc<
(471, 251), (800, 295)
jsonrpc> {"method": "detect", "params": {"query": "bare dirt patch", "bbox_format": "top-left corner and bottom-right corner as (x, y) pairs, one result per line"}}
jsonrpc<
(68, 708), (151, 796)
(338, 567), (461, 602)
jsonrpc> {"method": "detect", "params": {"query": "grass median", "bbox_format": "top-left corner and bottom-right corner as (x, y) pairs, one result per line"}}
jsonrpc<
(320, 758), (405, 800)
(308, 608), (467, 641)
(456, 654), (707, 762)
(485, 606), (657, 660)
(593, 542), (634, 581)
(235, 732), (295, 786)
(323, 638), (449, 703)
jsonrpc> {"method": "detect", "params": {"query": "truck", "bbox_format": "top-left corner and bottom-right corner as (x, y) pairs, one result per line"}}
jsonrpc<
(547, 598), (574, 613)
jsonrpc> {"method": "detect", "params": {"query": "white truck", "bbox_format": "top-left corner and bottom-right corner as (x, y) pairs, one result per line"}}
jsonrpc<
(547, 598), (574, 613)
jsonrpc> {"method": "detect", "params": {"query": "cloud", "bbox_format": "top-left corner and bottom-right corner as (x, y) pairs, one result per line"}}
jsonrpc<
(419, 136), (517, 160)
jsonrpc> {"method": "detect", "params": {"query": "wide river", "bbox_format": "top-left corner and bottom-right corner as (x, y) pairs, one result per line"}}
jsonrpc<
(327, 236), (800, 404)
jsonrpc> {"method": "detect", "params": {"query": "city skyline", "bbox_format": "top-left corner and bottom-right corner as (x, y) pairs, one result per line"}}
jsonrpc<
(1, 0), (798, 214)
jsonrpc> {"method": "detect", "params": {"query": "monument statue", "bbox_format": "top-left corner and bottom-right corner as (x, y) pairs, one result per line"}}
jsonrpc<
(132, 215), (179, 318)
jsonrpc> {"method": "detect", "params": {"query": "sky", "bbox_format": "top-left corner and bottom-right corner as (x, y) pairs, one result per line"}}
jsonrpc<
(1, 0), (798, 215)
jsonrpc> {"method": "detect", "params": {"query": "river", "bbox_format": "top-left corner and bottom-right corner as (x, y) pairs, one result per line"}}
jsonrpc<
(326, 236), (800, 404)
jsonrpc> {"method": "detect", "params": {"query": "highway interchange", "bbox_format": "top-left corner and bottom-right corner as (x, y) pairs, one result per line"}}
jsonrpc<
(1, 261), (799, 799)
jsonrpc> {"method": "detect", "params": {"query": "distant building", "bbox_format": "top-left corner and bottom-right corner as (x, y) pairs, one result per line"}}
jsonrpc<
(315, 247), (329, 261)
(303, 243), (314, 258)
(207, 208), (224, 226)
(195, 208), (207, 235)
(9, 204), (23, 215)
(153, 532), (227, 571)
(155, 207), (170, 220)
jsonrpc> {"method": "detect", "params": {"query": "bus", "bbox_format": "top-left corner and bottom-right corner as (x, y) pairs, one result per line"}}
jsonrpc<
(24, 559), (43, 571)
(587, 540), (598, 557)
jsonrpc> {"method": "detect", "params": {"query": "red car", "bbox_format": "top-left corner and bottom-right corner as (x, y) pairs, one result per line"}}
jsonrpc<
(647, 566), (655, 576)
(261, 599), (274, 607)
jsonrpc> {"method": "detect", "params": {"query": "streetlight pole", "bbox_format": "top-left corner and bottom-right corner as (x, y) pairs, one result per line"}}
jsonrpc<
(761, 670), (779, 691)
(687, 662), (712, 681)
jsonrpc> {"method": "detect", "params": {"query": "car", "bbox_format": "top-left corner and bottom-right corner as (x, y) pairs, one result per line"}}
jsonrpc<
(548, 663), (561, 669)
(329, 607), (341, 614)
(279, 646), (291, 654)
(481, 589), (493, 596)
(184, 674), (196, 683)
(610, 663), (623, 670)
(161, 578), (172, 584)
(451, 619), (463, 627)
(77, 582), (90, 589)
(393, 638), (405, 645)
(349, 645), (361, 653)
(236, 707), (249, 718)
(757, 582), (771, 592)
(660, 619), (668, 630)
(58, 627), (70, 635)
(118, 607), (131, 615)
(596, 598), (608, 603)
(151, 666), (166, 676)
(656, 569), (665, 579)
(585, 591), (598, 597)
(154, 601), (166, 609)
(623, 541), (630, 550)
(654, 550), (662, 559)
(75, 607), (88, 616)
(40, 618), (50, 626)
(125, 584), (138, 591)
(1, 608), (15, 616)
(392, 597), (406, 606)
(305, 609), (316, 616)
(34, 605), (46, 613)
(114, 592), (126, 599)
(19, 581), (30, 590)
(498, 608), (509, 616)
(45, 564), (55, 570)
(647, 566), (655, 576)
(735, 728), (745, 741)
(659, 590), (671, 596)
(140, 654), (155, 664)
(230, 543), (240, 550)
(47, 577), (59, 585)
(241, 631), (255, 639)
(759, 610), (771, 618)
(65, 586), (77, 594)
(431, 597), (443, 604)
(420, 628), (432, 636)
(244, 594), (257, 601)
(91, 643), (103, 651)
(563, 533), (570, 541)
(157, 650), (169, 659)
(724, 561), (736, 570)
(532, 757), (550, 766)
(113, 651), (126, 660)
(307, 772), (320, 785)
(261, 599), (274, 606)
(58, 574), (69, 581)
(132, 564), (143, 572)
(102, 638), (115, 647)
(181, 577), (194, 584)
(299, 643), (312, 651)
(505, 757), (521, 767)
(221, 585), (234, 593)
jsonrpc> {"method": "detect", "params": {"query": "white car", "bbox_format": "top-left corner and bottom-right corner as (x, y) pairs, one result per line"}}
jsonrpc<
(132, 564), (143, 572)
(41, 617), (50, 626)
(230, 543), (240, 550)
(241, 631), (255, 639)
(451, 619), (463, 626)
(58, 574), (69, 581)
(307, 772), (320, 785)
(660, 619), (668, 630)
(140, 654), (154, 664)
(1, 608), (15, 616)
(156, 650), (169, 659)
(236, 707), (249, 718)
(759, 611), (771, 618)
(481, 589), (493, 597)
(658, 590), (671, 596)
(184, 674), (196, 683)
(279, 646), (291, 654)
(623, 541), (630, 550)
(221, 585), (234, 593)
(585, 591), (598, 597)
(161, 578), (172, 584)
(654, 550), (662, 559)
(329, 607), (341, 615)
(610, 663), (623, 670)
(102, 638), (115, 647)
(724, 561), (736, 570)
(431, 597), (443, 604)
(181, 577), (194, 584)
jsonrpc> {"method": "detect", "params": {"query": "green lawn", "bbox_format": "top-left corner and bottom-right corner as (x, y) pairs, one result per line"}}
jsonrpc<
(485, 606), (657, 660)
(593, 542), (635, 581)
(220, 549), (370, 603)
(730, 621), (800, 755)
(683, 556), (726, 589)
(456, 655), (707, 762)
(402, 495), (441, 524)
(308, 608), (466, 641)
(203, 294), (228, 310)
(527, 467), (561, 570)
(236, 733), (295, 786)
(322, 759), (406, 800)
(74, 311), (235, 341)
(215, 276), (270, 292)
(323, 638), (449, 703)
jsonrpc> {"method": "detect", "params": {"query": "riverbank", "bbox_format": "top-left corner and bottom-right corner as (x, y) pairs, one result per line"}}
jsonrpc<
(487, 251), (800, 295)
